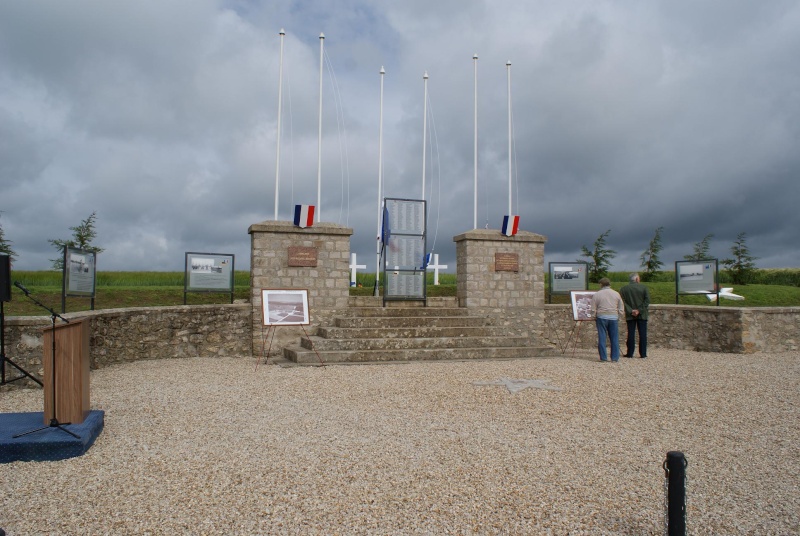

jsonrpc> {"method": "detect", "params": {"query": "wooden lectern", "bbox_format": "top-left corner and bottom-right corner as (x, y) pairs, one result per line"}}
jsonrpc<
(43, 319), (90, 425)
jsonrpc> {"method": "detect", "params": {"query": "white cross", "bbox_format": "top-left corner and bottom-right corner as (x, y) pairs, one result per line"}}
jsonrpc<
(426, 253), (448, 285)
(349, 253), (367, 286)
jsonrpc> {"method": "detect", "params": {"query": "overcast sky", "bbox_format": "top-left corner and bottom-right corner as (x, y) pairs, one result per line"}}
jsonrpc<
(2, 0), (799, 274)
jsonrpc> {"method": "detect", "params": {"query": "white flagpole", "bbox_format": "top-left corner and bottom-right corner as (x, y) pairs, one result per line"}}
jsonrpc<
(506, 60), (512, 217)
(421, 71), (428, 201)
(316, 33), (324, 222)
(374, 67), (385, 296)
(473, 54), (478, 229)
(274, 29), (285, 221)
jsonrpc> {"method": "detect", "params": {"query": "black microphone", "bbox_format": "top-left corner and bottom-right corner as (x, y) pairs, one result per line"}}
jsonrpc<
(14, 281), (30, 295)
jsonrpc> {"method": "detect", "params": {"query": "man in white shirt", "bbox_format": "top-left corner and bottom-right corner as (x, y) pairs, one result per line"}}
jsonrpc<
(590, 278), (625, 362)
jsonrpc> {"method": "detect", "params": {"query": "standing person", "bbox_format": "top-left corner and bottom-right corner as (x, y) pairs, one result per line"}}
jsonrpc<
(590, 278), (625, 362)
(620, 273), (651, 358)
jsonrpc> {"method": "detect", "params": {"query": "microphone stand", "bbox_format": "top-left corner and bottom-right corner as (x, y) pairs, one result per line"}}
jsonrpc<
(1, 300), (43, 387)
(13, 287), (80, 439)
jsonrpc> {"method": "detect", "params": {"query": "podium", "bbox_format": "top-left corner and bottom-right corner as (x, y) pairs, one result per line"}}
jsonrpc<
(43, 319), (90, 425)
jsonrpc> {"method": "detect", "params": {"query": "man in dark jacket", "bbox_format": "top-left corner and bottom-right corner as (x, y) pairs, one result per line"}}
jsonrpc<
(620, 273), (650, 358)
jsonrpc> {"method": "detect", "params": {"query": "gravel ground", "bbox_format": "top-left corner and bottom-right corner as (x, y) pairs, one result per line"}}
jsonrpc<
(1, 349), (798, 535)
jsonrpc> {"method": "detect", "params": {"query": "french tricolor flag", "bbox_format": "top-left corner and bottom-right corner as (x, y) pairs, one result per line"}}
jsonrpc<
(293, 205), (315, 228)
(501, 215), (520, 237)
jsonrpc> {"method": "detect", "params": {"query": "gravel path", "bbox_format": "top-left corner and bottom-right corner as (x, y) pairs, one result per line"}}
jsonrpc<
(1, 350), (798, 535)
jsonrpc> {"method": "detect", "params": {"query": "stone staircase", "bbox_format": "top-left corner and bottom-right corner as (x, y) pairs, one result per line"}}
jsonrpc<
(282, 297), (556, 364)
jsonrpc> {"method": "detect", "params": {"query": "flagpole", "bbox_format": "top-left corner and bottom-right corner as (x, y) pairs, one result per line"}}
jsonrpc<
(421, 71), (428, 201)
(473, 54), (478, 229)
(274, 29), (285, 221)
(374, 67), (385, 297)
(316, 33), (324, 222)
(506, 60), (512, 217)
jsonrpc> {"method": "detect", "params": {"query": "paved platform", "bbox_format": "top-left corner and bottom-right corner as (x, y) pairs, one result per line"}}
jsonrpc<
(0, 410), (104, 463)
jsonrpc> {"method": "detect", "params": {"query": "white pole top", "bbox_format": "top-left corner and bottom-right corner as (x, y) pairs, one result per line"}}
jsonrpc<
(320, 33), (324, 39)
(474, 53), (478, 59)
(279, 28), (285, 35)
(423, 71), (428, 79)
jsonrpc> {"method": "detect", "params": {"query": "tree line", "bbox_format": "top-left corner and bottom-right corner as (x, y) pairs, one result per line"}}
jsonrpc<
(580, 227), (758, 285)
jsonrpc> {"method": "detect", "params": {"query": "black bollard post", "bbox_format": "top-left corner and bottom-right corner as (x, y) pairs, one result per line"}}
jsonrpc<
(664, 451), (687, 536)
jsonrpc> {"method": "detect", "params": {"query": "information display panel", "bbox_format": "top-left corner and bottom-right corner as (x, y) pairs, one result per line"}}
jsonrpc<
(386, 198), (425, 235)
(386, 235), (426, 270)
(386, 270), (425, 298)
(64, 247), (97, 298)
(184, 252), (235, 304)
(383, 198), (426, 301)
(186, 252), (235, 291)
(675, 259), (718, 303)
(549, 262), (588, 299)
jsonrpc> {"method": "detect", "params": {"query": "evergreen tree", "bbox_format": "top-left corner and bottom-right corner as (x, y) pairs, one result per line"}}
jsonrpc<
(580, 229), (616, 283)
(49, 211), (105, 270)
(639, 226), (664, 282)
(684, 233), (714, 261)
(722, 232), (758, 285)
(0, 211), (17, 262)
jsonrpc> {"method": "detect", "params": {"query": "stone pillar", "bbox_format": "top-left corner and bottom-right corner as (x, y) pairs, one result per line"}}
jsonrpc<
(248, 220), (353, 356)
(454, 229), (547, 309)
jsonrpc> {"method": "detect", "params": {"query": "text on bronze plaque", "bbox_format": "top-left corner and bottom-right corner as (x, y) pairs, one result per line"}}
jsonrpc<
(288, 246), (318, 267)
(495, 252), (519, 272)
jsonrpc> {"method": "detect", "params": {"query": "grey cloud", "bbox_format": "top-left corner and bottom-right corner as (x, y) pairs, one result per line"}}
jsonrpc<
(1, 1), (798, 275)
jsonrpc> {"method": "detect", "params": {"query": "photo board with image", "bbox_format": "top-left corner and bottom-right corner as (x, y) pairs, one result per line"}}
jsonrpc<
(261, 289), (310, 326)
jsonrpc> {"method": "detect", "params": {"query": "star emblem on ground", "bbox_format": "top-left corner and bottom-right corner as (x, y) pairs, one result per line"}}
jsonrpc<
(472, 378), (563, 393)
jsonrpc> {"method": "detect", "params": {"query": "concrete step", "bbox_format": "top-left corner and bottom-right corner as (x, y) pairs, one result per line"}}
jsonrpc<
(317, 325), (512, 339)
(334, 315), (495, 329)
(281, 301), (554, 365)
(300, 335), (531, 351)
(341, 307), (470, 318)
(347, 296), (458, 308)
(283, 345), (556, 364)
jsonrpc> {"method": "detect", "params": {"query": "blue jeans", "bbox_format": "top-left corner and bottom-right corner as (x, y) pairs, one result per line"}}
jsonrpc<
(595, 316), (620, 361)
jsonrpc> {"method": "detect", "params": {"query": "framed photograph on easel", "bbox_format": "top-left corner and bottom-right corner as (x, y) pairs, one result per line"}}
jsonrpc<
(570, 290), (596, 321)
(261, 289), (310, 326)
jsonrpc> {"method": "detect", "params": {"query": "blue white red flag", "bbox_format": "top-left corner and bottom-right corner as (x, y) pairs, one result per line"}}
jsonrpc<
(502, 215), (519, 236)
(293, 205), (315, 228)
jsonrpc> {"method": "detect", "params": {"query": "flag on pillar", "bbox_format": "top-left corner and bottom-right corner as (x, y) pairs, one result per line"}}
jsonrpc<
(502, 215), (520, 236)
(293, 205), (315, 228)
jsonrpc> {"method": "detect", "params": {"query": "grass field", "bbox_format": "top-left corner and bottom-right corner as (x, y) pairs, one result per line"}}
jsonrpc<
(3, 270), (799, 316)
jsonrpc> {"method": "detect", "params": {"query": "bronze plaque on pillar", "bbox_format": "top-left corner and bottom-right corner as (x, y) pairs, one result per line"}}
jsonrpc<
(288, 246), (318, 267)
(495, 252), (519, 272)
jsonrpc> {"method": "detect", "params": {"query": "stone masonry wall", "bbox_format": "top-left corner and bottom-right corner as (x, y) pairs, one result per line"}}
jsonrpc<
(540, 304), (800, 354)
(454, 229), (546, 308)
(2, 304), (251, 390)
(248, 220), (353, 356)
(4, 302), (797, 391)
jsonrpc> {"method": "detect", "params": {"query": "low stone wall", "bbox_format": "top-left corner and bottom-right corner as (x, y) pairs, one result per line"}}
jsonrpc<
(4, 302), (797, 391)
(541, 304), (800, 354)
(2, 304), (251, 390)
